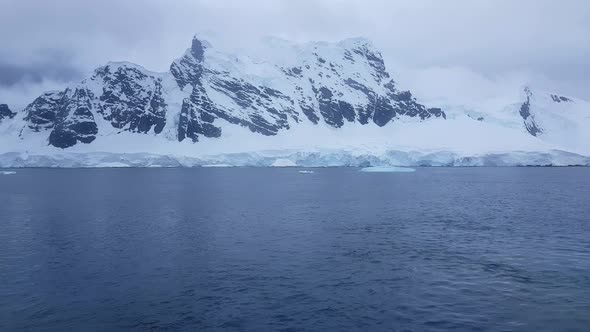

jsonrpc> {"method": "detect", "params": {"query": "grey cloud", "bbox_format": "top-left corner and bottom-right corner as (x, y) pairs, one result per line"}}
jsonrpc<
(0, 0), (589, 100)
(0, 49), (83, 87)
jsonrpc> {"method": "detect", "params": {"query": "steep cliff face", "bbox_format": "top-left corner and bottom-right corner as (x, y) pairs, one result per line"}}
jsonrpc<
(9, 35), (445, 148)
(47, 88), (98, 148)
(22, 92), (63, 132)
(92, 64), (168, 135)
(167, 36), (446, 143)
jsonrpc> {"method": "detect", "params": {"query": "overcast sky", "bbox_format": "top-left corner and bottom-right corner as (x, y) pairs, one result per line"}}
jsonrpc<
(1, 0), (589, 108)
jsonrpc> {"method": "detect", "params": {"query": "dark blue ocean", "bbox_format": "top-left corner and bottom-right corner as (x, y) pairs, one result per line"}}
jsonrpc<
(1, 168), (590, 331)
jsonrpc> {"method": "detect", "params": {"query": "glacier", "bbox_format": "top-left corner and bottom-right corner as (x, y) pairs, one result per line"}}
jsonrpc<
(0, 149), (588, 168)
(0, 34), (589, 167)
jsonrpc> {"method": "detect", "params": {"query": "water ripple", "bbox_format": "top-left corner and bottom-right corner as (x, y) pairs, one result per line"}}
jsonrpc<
(1, 167), (590, 331)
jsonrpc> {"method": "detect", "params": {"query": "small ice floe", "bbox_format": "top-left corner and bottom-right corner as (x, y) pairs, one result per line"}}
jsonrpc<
(0, 171), (16, 175)
(298, 170), (315, 174)
(360, 166), (415, 173)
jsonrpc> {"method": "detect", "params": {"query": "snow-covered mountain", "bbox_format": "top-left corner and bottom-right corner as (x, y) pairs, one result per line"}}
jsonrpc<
(1, 35), (589, 167)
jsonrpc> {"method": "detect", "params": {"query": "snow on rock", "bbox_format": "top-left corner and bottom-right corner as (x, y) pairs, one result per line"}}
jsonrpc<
(0, 34), (589, 167)
(1, 34), (444, 150)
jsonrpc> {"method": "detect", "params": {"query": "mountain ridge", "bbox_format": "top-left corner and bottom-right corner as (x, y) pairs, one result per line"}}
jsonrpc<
(5, 35), (446, 149)
(1, 34), (589, 167)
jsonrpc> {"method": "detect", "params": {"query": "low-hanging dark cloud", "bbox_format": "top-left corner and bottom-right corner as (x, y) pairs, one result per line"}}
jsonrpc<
(1, 0), (589, 108)
(0, 49), (83, 87)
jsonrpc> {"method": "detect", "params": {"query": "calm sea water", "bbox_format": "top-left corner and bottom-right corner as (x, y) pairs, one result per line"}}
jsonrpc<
(1, 168), (590, 331)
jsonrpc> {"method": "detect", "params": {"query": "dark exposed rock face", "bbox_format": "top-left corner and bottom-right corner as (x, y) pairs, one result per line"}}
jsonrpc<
(16, 36), (446, 148)
(520, 88), (542, 137)
(207, 76), (292, 135)
(178, 85), (222, 142)
(316, 87), (355, 128)
(48, 88), (98, 148)
(24, 92), (64, 131)
(551, 94), (572, 103)
(170, 37), (206, 90)
(94, 64), (167, 134)
(0, 104), (15, 122)
(343, 77), (444, 127)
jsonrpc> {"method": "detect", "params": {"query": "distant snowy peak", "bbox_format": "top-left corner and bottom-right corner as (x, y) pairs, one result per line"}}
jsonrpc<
(517, 86), (590, 150)
(10, 34), (444, 148)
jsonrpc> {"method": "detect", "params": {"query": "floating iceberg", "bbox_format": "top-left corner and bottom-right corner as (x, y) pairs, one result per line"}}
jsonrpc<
(0, 171), (16, 175)
(360, 166), (416, 173)
(298, 170), (315, 174)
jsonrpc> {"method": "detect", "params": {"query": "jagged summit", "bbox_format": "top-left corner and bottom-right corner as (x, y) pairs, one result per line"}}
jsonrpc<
(190, 36), (209, 60)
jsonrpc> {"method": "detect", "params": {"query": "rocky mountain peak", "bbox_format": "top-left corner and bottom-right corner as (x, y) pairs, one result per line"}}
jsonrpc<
(190, 37), (206, 61)
(9, 35), (446, 149)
